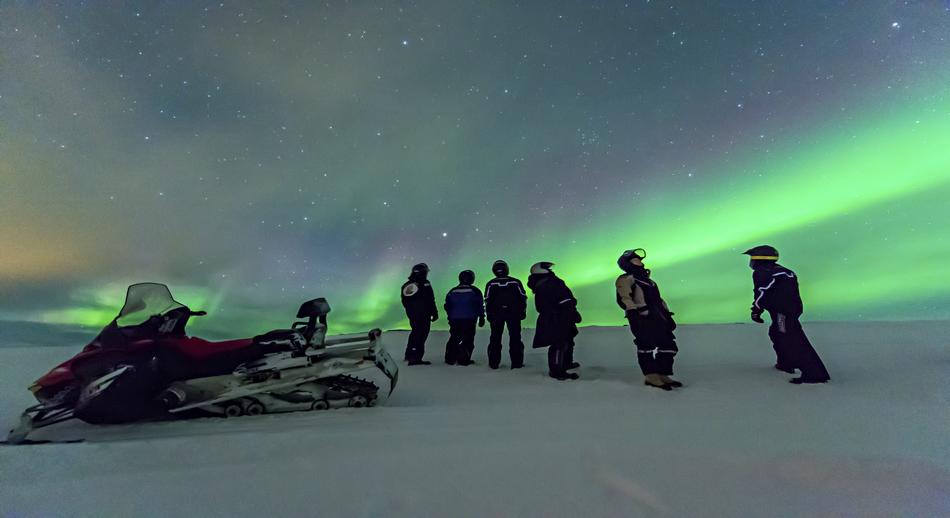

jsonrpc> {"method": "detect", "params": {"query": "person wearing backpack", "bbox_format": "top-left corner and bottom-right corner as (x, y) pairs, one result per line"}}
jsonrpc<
(444, 270), (485, 366)
(615, 248), (682, 390)
(484, 260), (528, 369)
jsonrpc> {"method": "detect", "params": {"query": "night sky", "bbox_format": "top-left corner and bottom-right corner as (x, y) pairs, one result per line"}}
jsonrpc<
(2, 1), (949, 337)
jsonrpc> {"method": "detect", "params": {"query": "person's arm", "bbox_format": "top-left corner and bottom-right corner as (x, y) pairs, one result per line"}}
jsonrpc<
(751, 270), (773, 322)
(475, 288), (485, 326)
(752, 270), (775, 311)
(475, 288), (485, 317)
(515, 280), (528, 317)
(557, 282), (582, 323)
(427, 284), (439, 321)
(484, 281), (495, 319)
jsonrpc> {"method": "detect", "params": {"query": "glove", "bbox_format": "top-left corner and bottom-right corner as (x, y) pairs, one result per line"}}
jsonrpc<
(638, 308), (650, 317)
(431, 313), (439, 322)
(478, 316), (485, 327)
(750, 307), (764, 324)
(519, 312), (527, 321)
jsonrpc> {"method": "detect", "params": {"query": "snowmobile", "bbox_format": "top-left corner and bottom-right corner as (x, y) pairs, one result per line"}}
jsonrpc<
(6, 283), (398, 444)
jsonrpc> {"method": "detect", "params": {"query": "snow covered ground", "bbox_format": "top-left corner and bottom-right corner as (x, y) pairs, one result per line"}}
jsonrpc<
(2, 322), (948, 517)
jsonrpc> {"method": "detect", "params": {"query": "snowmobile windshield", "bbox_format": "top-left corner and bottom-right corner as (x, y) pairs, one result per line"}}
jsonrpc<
(115, 283), (186, 328)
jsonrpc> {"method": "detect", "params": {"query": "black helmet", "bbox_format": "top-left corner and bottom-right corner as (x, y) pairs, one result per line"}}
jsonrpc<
(617, 248), (646, 271)
(410, 263), (430, 277)
(492, 260), (509, 277)
(530, 261), (554, 275)
(458, 269), (475, 285)
(742, 245), (779, 261)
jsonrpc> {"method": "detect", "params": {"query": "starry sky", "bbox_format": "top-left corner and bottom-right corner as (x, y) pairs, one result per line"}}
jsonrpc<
(2, 1), (949, 338)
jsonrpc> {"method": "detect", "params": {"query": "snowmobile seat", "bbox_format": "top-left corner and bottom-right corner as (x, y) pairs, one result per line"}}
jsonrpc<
(296, 298), (331, 320)
(293, 298), (331, 341)
(170, 337), (256, 360)
(159, 337), (264, 379)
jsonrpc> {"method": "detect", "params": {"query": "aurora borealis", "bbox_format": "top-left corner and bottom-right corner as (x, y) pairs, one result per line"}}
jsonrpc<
(2, 2), (949, 338)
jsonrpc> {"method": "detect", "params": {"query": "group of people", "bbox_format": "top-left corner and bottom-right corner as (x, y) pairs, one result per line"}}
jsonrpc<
(399, 245), (831, 389)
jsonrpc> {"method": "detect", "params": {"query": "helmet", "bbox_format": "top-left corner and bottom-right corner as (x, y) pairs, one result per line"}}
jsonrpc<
(530, 261), (554, 275)
(458, 269), (475, 285)
(411, 263), (430, 276)
(742, 245), (779, 261)
(492, 260), (509, 277)
(618, 248), (646, 268)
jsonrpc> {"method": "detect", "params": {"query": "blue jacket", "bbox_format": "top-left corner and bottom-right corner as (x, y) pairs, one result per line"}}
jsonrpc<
(444, 284), (485, 321)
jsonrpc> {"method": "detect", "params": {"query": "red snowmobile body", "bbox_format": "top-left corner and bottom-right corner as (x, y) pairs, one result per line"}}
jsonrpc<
(27, 284), (279, 424)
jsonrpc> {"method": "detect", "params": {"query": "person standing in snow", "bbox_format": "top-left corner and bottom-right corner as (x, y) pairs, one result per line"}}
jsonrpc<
(527, 262), (582, 380)
(401, 263), (439, 366)
(444, 269), (485, 366)
(484, 260), (528, 369)
(744, 245), (831, 384)
(615, 248), (682, 390)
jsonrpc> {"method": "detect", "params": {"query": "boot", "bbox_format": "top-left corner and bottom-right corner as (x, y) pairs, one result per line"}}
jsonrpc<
(407, 360), (431, 366)
(659, 374), (683, 388)
(644, 373), (672, 391)
(550, 371), (579, 381)
(567, 362), (581, 370)
(790, 376), (828, 384)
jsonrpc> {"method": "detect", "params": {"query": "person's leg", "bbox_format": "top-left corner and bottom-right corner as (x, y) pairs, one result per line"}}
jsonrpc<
(459, 319), (476, 365)
(564, 339), (576, 370)
(656, 330), (682, 387)
(629, 317), (668, 389)
(445, 320), (459, 365)
(548, 341), (563, 376)
(405, 316), (428, 362)
(786, 317), (830, 383)
(508, 316), (524, 368)
(769, 312), (796, 372)
(628, 317), (657, 376)
(487, 318), (504, 369)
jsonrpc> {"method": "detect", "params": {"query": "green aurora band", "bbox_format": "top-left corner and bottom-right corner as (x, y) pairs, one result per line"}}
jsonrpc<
(80, 85), (946, 338)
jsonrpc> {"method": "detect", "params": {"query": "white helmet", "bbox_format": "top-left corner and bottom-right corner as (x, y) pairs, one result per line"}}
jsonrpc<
(530, 261), (554, 275)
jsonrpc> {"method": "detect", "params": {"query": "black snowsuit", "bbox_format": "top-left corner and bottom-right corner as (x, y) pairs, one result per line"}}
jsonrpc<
(484, 275), (528, 368)
(752, 263), (830, 382)
(616, 267), (678, 376)
(527, 273), (581, 376)
(401, 273), (438, 363)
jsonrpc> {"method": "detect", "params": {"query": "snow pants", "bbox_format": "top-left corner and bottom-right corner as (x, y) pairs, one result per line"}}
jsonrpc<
(627, 315), (678, 376)
(405, 315), (431, 362)
(487, 316), (524, 368)
(445, 319), (477, 364)
(547, 338), (573, 376)
(769, 313), (830, 382)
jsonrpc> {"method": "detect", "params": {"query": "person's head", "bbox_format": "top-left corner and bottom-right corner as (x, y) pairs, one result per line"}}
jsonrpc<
(743, 245), (779, 270)
(617, 248), (647, 273)
(530, 261), (554, 275)
(491, 259), (509, 278)
(410, 263), (430, 279)
(458, 269), (475, 285)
